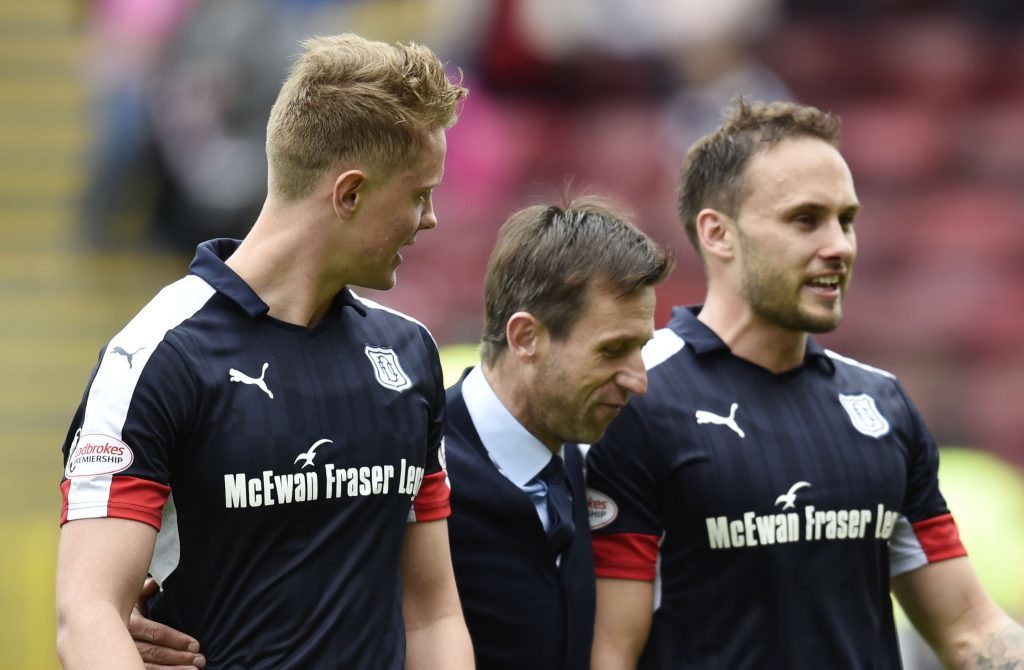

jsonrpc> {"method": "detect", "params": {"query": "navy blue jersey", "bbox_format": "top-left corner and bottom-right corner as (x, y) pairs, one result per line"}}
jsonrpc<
(585, 306), (965, 670)
(60, 239), (451, 669)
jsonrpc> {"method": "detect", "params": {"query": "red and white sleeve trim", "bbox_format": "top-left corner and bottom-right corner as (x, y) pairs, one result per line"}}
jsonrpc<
(889, 512), (967, 577)
(408, 470), (451, 522)
(61, 475), (170, 530)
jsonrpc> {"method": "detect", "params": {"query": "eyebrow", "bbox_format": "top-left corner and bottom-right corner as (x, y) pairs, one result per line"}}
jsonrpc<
(780, 201), (861, 218)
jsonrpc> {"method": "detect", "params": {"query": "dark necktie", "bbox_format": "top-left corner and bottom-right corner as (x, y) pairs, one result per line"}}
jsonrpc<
(539, 454), (575, 555)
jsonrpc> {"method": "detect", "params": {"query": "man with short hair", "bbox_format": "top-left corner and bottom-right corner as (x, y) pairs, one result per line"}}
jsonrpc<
(56, 33), (473, 669)
(446, 198), (673, 669)
(586, 98), (1024, 669)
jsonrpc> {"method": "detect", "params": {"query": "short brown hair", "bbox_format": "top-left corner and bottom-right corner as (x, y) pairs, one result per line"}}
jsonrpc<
(266, 33), (468, 200)
(480, 197), (674, 365)
(677, 98), (842, 255)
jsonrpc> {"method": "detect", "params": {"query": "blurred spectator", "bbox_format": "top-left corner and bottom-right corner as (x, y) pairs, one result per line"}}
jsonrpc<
(78, 0), (199, 249)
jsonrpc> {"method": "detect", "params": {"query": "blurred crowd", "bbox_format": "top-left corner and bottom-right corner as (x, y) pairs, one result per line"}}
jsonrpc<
(76, 0), (1024, 468)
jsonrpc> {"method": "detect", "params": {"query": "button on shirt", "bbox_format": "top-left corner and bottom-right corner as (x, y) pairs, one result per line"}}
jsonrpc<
(462, 366), (566, 534)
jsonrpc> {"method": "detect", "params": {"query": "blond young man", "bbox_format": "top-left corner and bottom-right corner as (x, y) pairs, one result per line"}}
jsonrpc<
(56, 34), (473, 670)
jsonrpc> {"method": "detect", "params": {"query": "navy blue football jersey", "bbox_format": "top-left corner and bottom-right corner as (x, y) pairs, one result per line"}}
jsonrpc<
(60, 239), (451, 669)
(586, 306), (965, 669)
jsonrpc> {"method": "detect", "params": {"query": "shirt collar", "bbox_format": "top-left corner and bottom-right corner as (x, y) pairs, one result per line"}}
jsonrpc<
(669, 304), (835, 374)
(188, 238), (366, 318)
(462, 366), (561, 486)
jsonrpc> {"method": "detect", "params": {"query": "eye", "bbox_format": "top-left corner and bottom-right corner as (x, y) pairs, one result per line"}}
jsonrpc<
(839, 213), (856, 230)
(601, 343), (626, 358)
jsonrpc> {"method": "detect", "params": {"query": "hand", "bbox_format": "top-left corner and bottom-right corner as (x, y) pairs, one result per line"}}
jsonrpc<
(129, 578), (206, 669)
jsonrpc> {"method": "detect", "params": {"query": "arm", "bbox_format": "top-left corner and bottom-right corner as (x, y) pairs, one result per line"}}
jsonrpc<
(401, 519), (474, 670)
(56, 518), (157, 670)
(892, 556), (1024, 669)
(591, 578), (654, 670)
(128, 579), (206, 669)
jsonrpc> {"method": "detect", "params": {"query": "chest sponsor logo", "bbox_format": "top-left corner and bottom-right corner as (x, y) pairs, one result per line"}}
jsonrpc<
(705, 480), (900, 550)
(223, 437), (425, 509)
(365, 346), (412, 392)
(228, 362), (274, 399)
(586, 488), (619, 530)
(838, 393), (890, 438)
(695, 402), (745, 438)
(65, 429), (134, 478)
(110, 346), (145, 368)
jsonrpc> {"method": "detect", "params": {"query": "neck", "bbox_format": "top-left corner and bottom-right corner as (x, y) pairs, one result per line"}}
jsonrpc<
(697, 288), (808, 374)
(226, 197), (339, 328)
(481, 360), (562, 455)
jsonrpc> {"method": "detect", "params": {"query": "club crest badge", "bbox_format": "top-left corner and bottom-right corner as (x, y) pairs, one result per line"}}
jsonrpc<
(838, 393), (890, 438)
(365, 345), (412, 392)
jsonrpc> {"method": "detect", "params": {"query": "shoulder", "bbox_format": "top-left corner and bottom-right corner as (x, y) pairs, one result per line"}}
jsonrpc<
(824, 349), (903, 395)
(824, 349), (897, 380)
(641, 326), (687, 372)
(108, 274), (220, 367)
(350, 291), (439, 348)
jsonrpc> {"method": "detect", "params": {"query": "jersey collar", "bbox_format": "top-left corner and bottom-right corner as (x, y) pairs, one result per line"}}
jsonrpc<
(461, 366), (562, 486)
(669, 305), (835, 375)
(188, 238), (367, 319)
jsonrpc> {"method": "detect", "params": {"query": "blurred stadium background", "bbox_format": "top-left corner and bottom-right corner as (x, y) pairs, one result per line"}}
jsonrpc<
(2, 0), (1022, 667)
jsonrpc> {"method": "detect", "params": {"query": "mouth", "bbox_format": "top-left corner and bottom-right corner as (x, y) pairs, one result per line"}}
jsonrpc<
(804, 274), (843, 299)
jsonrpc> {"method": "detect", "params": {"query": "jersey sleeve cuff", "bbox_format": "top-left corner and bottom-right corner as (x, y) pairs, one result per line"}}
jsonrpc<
(889, 512), (967, 577)
(592, 532), (659, 581)
(409, 470), (451, 522)
(912, 513), (967, 562)
(61, 476), (171, 530)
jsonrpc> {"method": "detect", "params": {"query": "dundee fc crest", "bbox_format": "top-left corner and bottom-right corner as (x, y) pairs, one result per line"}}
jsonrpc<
(838, 393), (890, 438)
(365, 345), (412, 392)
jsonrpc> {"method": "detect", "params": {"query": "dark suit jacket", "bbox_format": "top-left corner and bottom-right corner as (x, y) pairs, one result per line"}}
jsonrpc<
(445, 375), (596, 670)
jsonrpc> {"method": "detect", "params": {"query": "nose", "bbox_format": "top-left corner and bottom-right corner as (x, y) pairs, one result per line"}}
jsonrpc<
(616, 351), (649, 397)
(821, 218), (856, 264)
(420, 195), (438, 231)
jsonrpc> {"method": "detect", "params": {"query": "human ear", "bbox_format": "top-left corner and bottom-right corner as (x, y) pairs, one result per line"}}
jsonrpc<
(332, 170), (366, 220)
(505, 312), (545, 362)
(696, 208), (735, 261)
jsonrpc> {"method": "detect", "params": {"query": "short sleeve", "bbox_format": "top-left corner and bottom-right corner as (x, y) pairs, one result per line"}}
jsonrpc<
(60, 341), (193, 530)
(408, 329), (451, 523)
(585, 401), (663, 581)
(889, 381), (966, 576)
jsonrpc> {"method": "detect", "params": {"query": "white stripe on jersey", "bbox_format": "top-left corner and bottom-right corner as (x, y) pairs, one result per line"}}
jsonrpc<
(66, 274), (216, 522)
(825, 349), (896, 379)
(350, 290), (439, 346)
(888, 514), (928, 576)
(151, 493), (181, 587)
(66, 476), (115, 520)
(641, 328), (686, 371)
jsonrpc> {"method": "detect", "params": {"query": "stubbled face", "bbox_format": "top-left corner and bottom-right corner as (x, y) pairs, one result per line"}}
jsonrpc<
(529, 284), (656, 446)
(734, 137), (860, 333)
(346, 127), (447, 290)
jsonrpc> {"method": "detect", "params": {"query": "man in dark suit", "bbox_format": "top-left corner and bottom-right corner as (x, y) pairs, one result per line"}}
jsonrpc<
(445, 198), (672, 669)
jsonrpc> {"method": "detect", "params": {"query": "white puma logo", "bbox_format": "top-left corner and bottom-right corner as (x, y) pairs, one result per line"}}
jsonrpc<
(228, 362), (274, 399)
(694, 402), (745, 438)
(294, 438), (332, 468)
(775, 481), (811, 510)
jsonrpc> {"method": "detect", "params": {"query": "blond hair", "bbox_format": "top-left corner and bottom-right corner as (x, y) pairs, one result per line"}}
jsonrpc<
(266, 33), (468, 200)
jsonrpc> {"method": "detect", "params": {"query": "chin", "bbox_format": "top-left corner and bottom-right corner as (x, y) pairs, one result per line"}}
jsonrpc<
(802, 310), (843, 333)
(359, 274), (397, 292)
